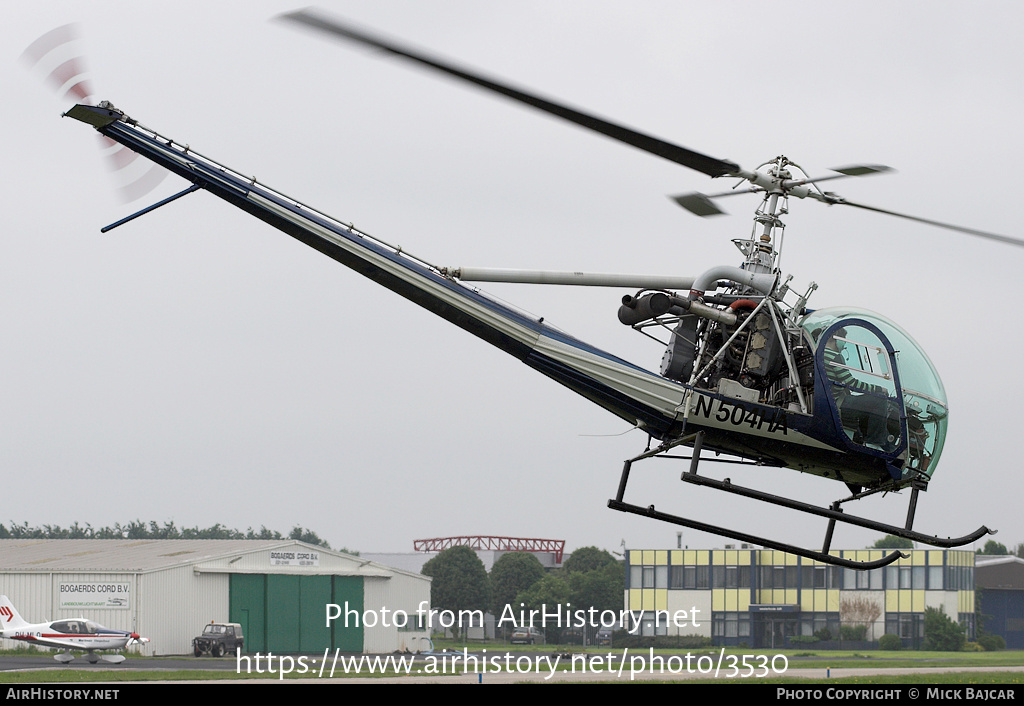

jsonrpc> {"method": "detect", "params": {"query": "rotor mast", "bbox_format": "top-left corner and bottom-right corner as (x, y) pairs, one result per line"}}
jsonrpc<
(739, 156), (799, 279)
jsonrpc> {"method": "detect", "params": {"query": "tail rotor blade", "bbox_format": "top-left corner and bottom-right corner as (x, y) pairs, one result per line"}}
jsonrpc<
(25, 26), (169, 204)
(21, 23), (94, 103)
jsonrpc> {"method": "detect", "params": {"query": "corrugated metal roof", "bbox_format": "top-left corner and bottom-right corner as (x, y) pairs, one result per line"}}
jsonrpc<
(977, 555), (1024, 589)
(0, 539), (315, 572)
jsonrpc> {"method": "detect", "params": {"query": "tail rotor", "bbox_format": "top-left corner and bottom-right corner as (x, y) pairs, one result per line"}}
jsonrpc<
(22, 24), (168, 203)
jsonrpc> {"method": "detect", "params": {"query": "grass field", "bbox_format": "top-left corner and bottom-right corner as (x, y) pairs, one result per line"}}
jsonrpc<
(0, 646), (1022, 683)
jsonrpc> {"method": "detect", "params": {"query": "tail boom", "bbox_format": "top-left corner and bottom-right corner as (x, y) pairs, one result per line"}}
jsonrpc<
(66, 104), (686, 437)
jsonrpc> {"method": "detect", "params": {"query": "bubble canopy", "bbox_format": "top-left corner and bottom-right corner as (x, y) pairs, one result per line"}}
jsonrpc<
(799, 307), (948, 478)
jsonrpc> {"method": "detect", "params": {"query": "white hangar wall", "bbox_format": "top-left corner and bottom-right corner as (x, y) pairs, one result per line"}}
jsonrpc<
(0, 539), (430, 656)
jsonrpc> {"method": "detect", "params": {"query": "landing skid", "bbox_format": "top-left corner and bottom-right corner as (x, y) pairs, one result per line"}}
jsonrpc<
(608, 431), (995, 569)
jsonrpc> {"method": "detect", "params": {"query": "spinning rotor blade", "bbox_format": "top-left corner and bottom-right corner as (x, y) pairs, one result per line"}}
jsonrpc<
(279, 9), (740, 178)
(671, 188), (761, 217)
(671, 164), (891, 217)
(783, 163), (893, 188)
(831, 198), (1024, 248)
(280, 13), (1018, 247)
(24, 25), (168, 203)
(20, 24), (94, 103)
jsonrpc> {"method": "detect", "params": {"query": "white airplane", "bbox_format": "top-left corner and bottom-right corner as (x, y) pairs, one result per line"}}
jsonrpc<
(0, 595), (148, 663)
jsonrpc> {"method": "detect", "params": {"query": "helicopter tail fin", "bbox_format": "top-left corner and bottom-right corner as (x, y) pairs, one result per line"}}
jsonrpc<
(0, 596), (29, 631)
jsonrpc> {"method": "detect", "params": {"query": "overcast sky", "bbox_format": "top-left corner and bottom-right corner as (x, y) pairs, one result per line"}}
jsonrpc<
(4, 1), (1022, 559)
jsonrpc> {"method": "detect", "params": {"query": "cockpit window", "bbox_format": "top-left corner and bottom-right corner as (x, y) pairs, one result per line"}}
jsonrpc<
(52, 620), (97, 634)
(822, 325), (900, 451)
(800, 307), (947, 478)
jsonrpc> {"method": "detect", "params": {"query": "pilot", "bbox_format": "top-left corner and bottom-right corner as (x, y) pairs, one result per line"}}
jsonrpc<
(907, 412), (931, 472)
(823, 329), (895, 451)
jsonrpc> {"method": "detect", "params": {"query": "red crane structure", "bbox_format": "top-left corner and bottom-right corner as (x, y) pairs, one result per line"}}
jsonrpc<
(413, 536), (565, 564)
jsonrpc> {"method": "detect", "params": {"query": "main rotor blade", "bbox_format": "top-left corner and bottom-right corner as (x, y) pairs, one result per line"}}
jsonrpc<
(836, 198), (1024, 247)
(670, 188), (762, 216)
(784, 164), (893, 188)
(280, 9), (740, 178)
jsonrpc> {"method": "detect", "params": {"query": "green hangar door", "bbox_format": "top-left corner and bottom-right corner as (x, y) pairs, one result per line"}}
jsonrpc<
(230, 575), (364, 653)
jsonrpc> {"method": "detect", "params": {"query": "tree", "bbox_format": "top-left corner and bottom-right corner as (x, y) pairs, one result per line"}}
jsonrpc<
(512, 574), (570, 642)
(923, 606), (965, 651)
(977, 540), (1009, 556)
(871, 535), (913, 549)
(490, 552), (545, 619)
(422, 546), (489, 637)
(288, 526), (331, 549)
(563, 547), (617, 574)
(0, 520), (333, 545)
(840, 595), (883, 641)
(568, 561), (624, 616)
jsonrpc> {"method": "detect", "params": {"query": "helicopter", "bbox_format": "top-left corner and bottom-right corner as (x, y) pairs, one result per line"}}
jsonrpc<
(56, 9), (1015, 569)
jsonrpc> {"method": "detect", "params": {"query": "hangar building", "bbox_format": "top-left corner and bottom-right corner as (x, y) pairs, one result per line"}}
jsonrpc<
(0, 539), (430, 656)
(976, 554), (1024, 649)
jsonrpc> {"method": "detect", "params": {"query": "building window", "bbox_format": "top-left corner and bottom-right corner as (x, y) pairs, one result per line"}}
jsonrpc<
(799, 612), (840, 638)
(640, 611), (669, 637)
(760, 565), (799, 589)
(802, 565), (840, 589)
(670, 565), (709, 589)
(712, 612), (751, 639)
(843, 567), (883, 590)
(885, 613), (924, 647)
(712, 565), (751, 589)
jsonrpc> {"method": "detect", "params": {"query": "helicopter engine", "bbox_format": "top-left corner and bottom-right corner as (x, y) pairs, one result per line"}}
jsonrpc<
(696, 301), (789, 394)
(618, 266), (788, 403)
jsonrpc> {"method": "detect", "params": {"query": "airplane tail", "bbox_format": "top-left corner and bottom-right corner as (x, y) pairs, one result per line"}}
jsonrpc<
(0, 596), (29, 630)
